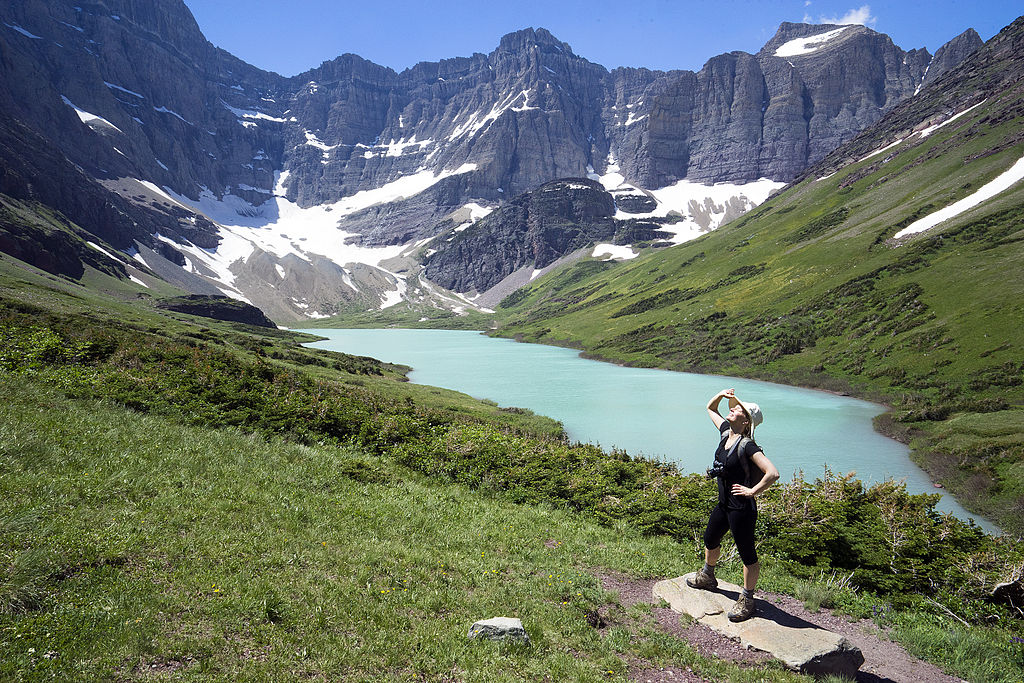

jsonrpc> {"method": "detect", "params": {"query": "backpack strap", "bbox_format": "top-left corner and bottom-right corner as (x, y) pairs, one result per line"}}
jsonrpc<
(737, 437), (753, 485)
(721, 435), (757, 485)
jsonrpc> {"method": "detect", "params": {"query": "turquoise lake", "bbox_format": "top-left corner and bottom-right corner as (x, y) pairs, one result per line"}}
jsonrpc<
(300, 328), (995, 532)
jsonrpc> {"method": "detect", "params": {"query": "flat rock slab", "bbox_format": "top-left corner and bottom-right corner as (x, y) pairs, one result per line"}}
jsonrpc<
(654, 574), (864, 679)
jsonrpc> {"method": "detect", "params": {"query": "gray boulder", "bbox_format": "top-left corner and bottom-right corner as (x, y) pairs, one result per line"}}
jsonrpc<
(467, 616), (530, 644)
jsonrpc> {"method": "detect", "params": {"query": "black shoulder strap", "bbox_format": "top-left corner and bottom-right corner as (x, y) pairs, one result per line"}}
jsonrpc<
(736, 437), (752, 484)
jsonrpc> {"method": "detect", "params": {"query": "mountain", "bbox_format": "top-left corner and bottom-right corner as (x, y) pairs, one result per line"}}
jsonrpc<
(490, 16), (1024, 532)
(0, 0), (985, 321)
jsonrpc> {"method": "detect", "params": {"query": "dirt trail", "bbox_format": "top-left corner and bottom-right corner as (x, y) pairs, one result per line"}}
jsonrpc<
(600, 574), (967, 683)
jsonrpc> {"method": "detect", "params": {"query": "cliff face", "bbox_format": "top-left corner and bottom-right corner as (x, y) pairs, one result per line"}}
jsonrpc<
(424, 179), (618, 294)
(0, 0), (997, 320)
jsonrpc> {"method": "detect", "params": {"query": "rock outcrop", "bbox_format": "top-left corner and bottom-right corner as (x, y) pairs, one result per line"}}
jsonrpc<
(423, 178), (619, 294)
(155, 295), (277, 328)
(921, 29), (984, 88)
(654, 574), (864, 678)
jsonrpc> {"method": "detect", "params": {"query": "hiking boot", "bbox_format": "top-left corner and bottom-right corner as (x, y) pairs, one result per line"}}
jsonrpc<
(685, 567), (717, 590)
(728, 594), (756, 622)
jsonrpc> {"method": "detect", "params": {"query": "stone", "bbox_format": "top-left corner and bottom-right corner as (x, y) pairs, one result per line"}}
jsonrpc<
(990, 575), (1023, 608)
(654, 574), (864, 679)
(467, 617), (530, 644)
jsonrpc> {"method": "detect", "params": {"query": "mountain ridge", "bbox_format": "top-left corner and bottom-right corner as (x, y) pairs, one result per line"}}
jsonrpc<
(0, 0), (988, 321)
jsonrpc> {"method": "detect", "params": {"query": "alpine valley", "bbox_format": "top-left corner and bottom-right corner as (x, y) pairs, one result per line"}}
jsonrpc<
(2, 3), (1024, 679)
(0, 0), (987, 321)
(1, 1), (1023, 531)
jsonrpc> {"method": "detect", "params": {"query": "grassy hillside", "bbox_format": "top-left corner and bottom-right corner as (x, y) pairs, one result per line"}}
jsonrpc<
(2, 229), (1024, 679)
(492, 36), (1024, 533)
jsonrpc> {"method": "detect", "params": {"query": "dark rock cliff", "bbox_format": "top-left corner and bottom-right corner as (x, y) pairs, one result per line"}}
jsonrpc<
(423, 178), (618, 293)
(156, 294), (277, 328)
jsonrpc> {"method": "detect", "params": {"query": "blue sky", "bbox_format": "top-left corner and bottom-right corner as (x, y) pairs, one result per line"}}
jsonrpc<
(183, 1), (1022, 77)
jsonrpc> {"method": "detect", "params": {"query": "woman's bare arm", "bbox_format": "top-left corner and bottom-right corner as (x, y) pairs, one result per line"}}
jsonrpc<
(731, 450), (780, 498)
(706, 388), (734, 429)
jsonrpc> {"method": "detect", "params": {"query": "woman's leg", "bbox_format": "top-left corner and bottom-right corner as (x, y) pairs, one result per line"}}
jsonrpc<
(705, 546), (721, 567)
(742, 561), (759, 590)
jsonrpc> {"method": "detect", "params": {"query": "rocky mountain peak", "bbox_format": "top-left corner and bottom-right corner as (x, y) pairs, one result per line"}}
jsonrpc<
(497, 27), (576, 57)
(758, 21), (867, 57)
(1, 0), (1006, 322)
(922, 28), (984, 87)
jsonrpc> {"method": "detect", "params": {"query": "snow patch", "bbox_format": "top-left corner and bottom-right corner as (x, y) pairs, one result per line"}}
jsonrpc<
(140, 163), (478, 292)
(4, 23), (43, 39)
(104, 81), (144, 98)
(379, 276), (407, 309)
(916, 100), (987, 139)
(154, 106), (190, 124)
(61, 96), (123, 133)
(625, 111), (647, 127)
(858, 138), (905, 163)
(463, 202), (493, 221)
(86, 241), (121, 262)
(774, 27), (849, 57)
(448, 90), (525, 141)
(591, 156), (626, 190)
(894, 154), (1024, 239)
(600, 171), (785, 245)
(593, 244), (637, 261)
(236, 183), (271, 195)
(222, 101), (289, 123)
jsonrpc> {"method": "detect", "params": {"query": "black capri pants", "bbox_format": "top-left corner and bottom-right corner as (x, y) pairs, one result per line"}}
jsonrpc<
(703, 504), (758, 566)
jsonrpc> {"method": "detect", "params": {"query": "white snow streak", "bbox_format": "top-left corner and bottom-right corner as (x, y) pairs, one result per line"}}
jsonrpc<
(894, 155), (1024, 239)
(153, 106), (189, 124)
(105, 82), (144, 98)
(222, 101), (289, 123)
(3, 23), (43, 39)
(61, 96), (123, 133)
(916, 100), (987, 139)
(86, 241), (121, 262)
(858, 138), (904, 163)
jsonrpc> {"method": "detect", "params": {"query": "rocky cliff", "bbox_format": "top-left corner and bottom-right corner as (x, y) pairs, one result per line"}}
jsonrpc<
(0, 0), (997, 321)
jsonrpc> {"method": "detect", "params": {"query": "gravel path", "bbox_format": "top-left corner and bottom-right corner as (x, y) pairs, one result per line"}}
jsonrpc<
(600, 573), (968, 683)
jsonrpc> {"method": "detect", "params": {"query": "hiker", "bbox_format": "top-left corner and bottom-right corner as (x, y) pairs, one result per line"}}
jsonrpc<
(686, 388), (779, 622)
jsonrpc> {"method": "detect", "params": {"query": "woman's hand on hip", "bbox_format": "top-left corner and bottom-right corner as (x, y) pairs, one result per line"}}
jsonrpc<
(731, 484), (754, 497)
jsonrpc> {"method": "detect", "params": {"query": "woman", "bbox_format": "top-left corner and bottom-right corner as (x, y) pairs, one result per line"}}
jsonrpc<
(686, 388), (779, 622)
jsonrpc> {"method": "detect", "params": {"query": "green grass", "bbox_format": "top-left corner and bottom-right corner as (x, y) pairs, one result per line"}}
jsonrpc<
(0, 375), (812, 682)
(893, 612), (1024, 683)
(0, 267), (1021, 680)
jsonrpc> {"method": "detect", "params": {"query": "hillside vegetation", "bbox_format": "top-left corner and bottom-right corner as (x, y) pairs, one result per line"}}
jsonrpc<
(1, 224), (1023, 679)
(2, 17), (1024, 681)
(492, 18), (1024, 535)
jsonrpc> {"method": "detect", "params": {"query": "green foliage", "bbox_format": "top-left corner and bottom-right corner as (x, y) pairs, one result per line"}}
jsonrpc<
(785, 206), (849, 243)
(391, 424), (1021, 611)
(894, 612), (1024, 683)
(5, 308), (1016, 617)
